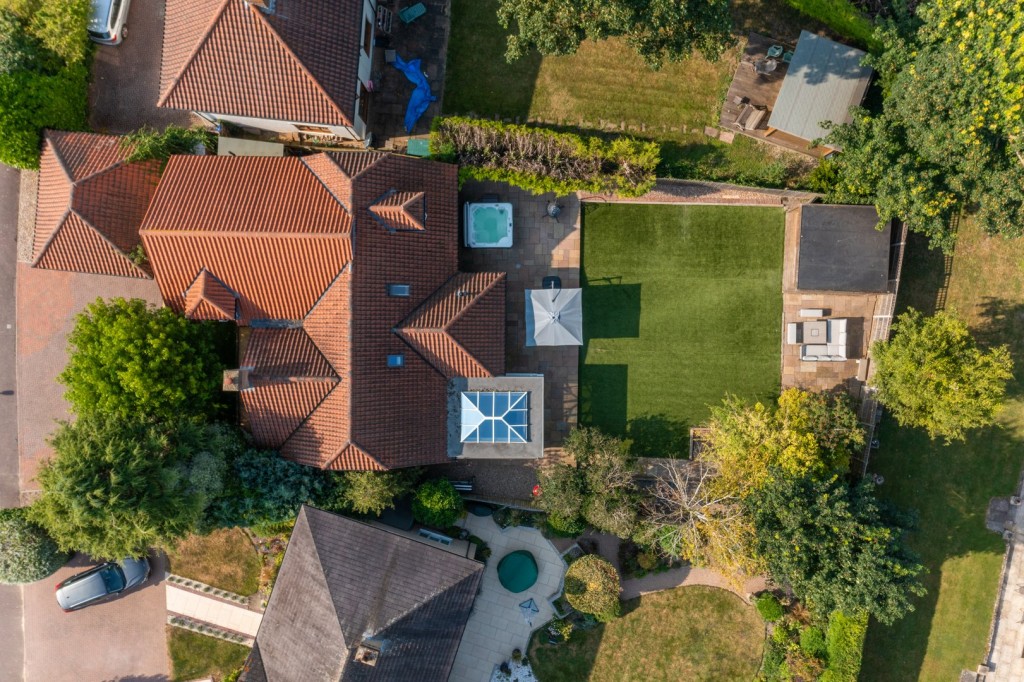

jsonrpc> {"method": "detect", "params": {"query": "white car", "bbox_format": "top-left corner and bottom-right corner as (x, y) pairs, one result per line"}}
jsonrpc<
(88, 0), (131, 45)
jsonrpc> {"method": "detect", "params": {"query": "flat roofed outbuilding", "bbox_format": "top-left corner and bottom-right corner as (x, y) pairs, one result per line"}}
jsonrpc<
(797, 204), (891, 293)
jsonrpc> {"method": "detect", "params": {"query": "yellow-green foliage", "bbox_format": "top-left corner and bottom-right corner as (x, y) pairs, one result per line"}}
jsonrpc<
(820, 611), (868, 682)
(784, 0), (880, 52)
(564, 554), (621, 622)
(29, 0), (90, 65)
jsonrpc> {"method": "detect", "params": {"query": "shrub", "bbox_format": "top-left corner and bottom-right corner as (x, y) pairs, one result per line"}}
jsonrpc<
(550, 617), (574, 641)
(546, 512), (586, 537)
(28, 0), (90, 65)
(0, 507), (69, 583)
(431, 116), (659, 197)
(800, 625), (827, 658)
(411, 479), (463, 528)
(206, 449), (326, 529)
(563, 555), (621, 622)
(820, 611), (868, 682)
(0, 64), (88, 168)
(329, 469), (417, 516)
(755, 593), (784, 622)
(121, 125), (216, 166)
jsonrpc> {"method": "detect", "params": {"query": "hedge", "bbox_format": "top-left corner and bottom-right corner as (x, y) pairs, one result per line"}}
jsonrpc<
(563, 554), (621, 622)
(430, 116), (659, 198)
(820, 610), (868, 682)
(0, 507), (70, 583)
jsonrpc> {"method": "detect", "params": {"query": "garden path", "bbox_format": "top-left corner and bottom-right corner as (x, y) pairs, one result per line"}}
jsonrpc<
(621, 565), (768, 601)
(165, 584), (262, 639)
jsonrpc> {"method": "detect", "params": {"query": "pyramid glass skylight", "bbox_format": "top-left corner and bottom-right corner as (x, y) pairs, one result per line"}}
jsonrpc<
(460, 391), (529, 443)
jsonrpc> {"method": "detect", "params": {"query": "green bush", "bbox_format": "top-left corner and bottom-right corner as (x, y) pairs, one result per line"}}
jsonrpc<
(0, 507), (69, 583)
(820, 611), (868, 682)
(755, 593), (784, 622)
(431, 116), (659, 197)
(800, 625), (827, 658)
(546, 511), (586, 537)
(411, 479), (463, 528)
(327, 469), (417, 516)
(121, 125), (216, 166)
(563, 554), (621, 622)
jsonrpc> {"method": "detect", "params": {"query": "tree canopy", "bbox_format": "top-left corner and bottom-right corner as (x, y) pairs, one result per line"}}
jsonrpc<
(0, 506), (69, 583)
(871, 308), (1013, 442)
(825, 0), (1024, 249)
(747, 474), (925, 625)
(563, 554), (621, 621)
(411, 479), (464, 529)
(332, 470), (417, 516)
(496, 0), (733, 69)
(31, 416), (241, 560)
(59, 298), (225, 421)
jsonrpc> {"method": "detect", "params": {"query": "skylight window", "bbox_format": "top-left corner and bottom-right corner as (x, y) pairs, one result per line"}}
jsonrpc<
(387, 283), (411, 297)
(387, 354), (405, 368)
(460, 391), (529, 443)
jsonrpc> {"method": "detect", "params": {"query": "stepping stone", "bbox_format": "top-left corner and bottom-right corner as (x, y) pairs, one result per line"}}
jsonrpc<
(719, 131), (735, 144)
(703, 126), (720, 139)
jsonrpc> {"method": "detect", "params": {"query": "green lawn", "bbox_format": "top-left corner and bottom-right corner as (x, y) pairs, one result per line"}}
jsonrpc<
(168, 627), (250, 682)
(529, 586), (764, 681)
(860, 221), (1024, 680)
(167, 528), (262, 596)
(579, 204), (784, 457)
(442, 0), (848, 187)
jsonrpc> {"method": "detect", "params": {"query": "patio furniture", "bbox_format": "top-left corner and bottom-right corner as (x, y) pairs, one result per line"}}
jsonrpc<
(783, 50), (795, 64)
(800, 318), (849, 361)
(767, 44), (784, 58)
(498, 550), (538, 593)
(375, 5), (392, 33)
(754, 57), (778, 75)
(734, 103), (768, 131)
(399, 2), (426, 23)
(525, 288), (583, 346)
(542, 275), (562, 290)
(799, 308), (825, 317)
(803, 319), (827, 343)
(786, 322), (801, 344)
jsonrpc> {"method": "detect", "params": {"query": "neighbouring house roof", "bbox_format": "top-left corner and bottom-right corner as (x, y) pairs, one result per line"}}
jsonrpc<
(242, 506), (483, 682)
(140, 152), (506, 470)
(32, 131), (160, 279)
(158, 0), (361, 127)
(797, 204), (891, 293)
(767, 31), (873, 145)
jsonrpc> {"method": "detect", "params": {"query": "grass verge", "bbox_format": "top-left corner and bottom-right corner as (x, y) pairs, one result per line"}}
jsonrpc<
(530, 586), (764, 681)
(860, 221), (1024, 680)
(167, 627), (249, 682)
(167, 527), (262, 596)
(580, 203), (784, 457)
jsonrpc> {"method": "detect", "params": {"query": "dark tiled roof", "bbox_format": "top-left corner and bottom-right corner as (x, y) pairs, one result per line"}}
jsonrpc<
(243, 506), (483, 682)
(159, 0), (361, 126)
(33, 131), (160, 279)
(142, 152), (505, 470)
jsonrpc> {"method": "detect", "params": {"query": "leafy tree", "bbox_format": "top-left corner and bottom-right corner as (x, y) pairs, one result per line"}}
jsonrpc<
(28, 0), (89, 65)
(701, 389), (864, 498)
(331, 470), (417, 516)
(0, 506), (69, 583)
(536, 427), (640, 538)
(411, 479), (463, 528)
(747, 474), (925, 625)
(30, 416), (240, 560)
(0, 9), (50, 75)
(205, 449), (327, 529)
(563, 555), (621, 621)
(0, 64), (87, 168)
(871, 308), (1013, 442)
(755, 593), (784, 622)
(59, 298), (225, 421)
(496, 0), (733, 69)
(825, 0), (1024, 248)
(121, 125), (216, 166)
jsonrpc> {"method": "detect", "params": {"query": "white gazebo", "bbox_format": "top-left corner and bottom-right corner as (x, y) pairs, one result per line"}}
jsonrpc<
(524, 288), (583, 347)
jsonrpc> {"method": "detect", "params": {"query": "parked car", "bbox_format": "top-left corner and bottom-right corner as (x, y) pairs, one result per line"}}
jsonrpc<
(87, 0), (131, 45)
(55, 557), (150, 611)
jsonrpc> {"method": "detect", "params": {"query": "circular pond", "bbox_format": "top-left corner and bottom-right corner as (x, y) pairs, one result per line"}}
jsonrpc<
(497, 550), (538, 593)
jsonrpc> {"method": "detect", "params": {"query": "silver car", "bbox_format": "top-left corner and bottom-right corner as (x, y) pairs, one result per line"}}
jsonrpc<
(87, 0), (131, 45)
(55, 557), (150, 611)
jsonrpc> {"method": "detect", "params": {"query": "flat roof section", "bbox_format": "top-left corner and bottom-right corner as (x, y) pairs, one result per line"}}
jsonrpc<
(797, 204), (891, 293)
(448, 375), (544, 459)
(767, 30), (873, 145)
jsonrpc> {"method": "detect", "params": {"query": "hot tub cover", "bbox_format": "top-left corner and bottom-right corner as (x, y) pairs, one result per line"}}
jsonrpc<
(498, 550), (539, 593)
(525, 288), (583, 346)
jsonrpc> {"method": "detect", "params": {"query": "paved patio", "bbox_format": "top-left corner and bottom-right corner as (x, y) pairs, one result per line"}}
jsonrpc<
(449, 514), (565, 682)
(166, 584), (262, 639)
(459, 180), (581, 448)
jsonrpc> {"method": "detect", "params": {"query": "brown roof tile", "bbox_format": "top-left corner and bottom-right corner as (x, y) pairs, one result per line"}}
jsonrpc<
(184, 269), (238, 321)
(159, 0), (360, 126)
(368, 190), (426, 231)
(33, 131), (159, 279)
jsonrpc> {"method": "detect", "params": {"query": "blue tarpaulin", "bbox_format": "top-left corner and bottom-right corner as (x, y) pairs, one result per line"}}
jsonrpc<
(393, 54), (436, 133)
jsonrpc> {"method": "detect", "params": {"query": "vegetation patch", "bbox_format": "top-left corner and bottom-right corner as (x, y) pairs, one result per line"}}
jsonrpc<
(563, 554), (621, 622)
(579, 204), (784, 456)
(167, 627), (249, 682)
(167, 528), (261, 596)
(0, 507), (69, 583)
(530, 586), (764, 681)
(782, 0), (879, 51)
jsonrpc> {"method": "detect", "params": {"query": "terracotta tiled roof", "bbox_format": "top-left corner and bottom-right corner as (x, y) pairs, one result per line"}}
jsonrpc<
(145, 152), (504, 470)
(184, 269), (237, 320)
(368, 190), (427, 231)
(32, 131), (159, 279)
(158, 0), (360, 126)
(396, 272), (506, 378)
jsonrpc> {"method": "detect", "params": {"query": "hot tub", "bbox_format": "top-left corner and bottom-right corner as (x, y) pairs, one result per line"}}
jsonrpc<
(464, 202), (513, 248)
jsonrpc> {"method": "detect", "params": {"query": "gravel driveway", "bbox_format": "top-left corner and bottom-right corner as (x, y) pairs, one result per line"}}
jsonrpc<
(23, 553), (169, 681)
(88, 0), (193, 133)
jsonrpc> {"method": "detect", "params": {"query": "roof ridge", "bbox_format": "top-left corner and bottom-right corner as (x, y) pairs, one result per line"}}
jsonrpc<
(43, 131), (75, 183)
(36, 210), (149, 278)
(278, 378), (347, 454)
(394, 326), (489, 378)
(398, 272), (502, 332)
(249, 4), (351, 125)
(322, 440), (385, 471)
(301, 155), (352, 215)
(158, 0), (232, 106)
(31, 209), (71, 265)
(441, 272), (503, 330)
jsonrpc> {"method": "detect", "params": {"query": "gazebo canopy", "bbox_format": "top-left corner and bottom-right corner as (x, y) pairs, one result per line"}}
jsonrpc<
(524, 288), (583, 347)
(497, 550), (539, 593)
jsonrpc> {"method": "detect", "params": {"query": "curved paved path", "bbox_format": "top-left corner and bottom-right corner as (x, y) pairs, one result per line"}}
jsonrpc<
(621, 565), (768, 601)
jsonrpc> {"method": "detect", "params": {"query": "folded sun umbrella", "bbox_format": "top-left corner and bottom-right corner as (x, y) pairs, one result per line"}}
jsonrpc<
(525, 288), (584, 346)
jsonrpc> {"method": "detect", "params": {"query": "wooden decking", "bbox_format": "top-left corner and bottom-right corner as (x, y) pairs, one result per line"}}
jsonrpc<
(720, 33), (828, 158)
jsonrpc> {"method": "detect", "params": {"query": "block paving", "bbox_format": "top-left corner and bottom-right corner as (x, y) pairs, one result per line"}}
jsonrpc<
(448, 514), (566, 682)
(166, 584), (262, 639)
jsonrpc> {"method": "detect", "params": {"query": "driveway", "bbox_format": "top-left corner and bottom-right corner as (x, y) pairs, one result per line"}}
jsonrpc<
(23, 552), (169, 681)
(89, 0), (193, 133)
